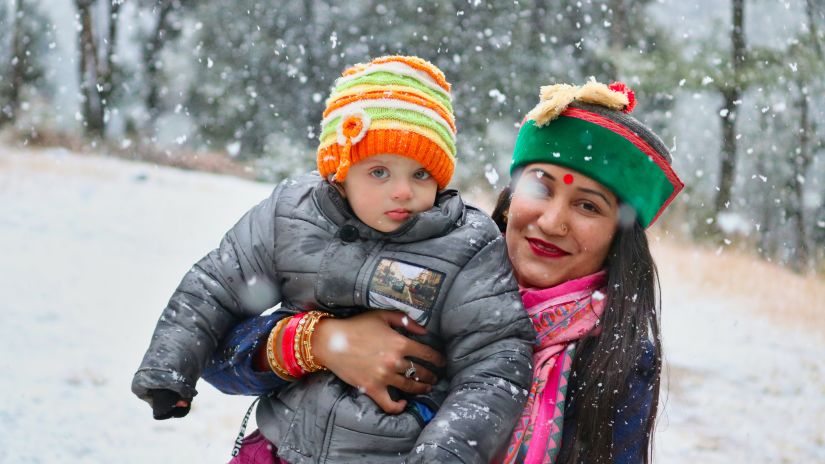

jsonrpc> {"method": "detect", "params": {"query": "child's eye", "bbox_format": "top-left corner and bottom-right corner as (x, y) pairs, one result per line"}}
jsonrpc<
(413, 169), (432, 180)
(369, 168), (389, 179)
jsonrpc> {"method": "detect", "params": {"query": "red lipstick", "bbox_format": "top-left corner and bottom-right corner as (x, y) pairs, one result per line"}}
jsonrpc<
(527, 238), (570, 258)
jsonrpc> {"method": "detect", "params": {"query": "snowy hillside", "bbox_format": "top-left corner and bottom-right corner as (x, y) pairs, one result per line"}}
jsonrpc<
(1, 147), (823, 463)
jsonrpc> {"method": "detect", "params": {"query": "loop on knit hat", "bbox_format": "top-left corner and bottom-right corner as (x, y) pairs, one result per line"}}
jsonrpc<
(527, 79), (634, 127)
(333, 111), (371, 182)
(336, 111), (371, 146)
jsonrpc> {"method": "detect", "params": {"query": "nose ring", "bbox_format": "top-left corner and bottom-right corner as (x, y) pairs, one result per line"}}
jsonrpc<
(561, 223), (568, 233)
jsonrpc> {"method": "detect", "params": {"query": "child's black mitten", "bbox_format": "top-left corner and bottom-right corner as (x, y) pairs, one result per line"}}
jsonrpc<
(150, 389), (191, 420)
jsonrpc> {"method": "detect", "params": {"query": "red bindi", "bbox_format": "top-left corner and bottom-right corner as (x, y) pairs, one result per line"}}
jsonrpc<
(563, 173), (574, 184)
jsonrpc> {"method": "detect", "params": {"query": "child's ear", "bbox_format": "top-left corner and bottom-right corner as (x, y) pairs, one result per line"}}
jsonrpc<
(330, 180), (347, 198)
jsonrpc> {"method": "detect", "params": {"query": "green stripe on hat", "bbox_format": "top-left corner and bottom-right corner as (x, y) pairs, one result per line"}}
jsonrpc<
(511, 118), (675, 227)
(320, 107), (457, 155)
(333, 72), (453, 112)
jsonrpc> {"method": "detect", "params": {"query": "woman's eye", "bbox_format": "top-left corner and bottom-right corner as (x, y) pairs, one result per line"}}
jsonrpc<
(369, 168), (389, 179)
(413, 169), (432, 180)
(520, 178), (551, 198)
(578, 201), (600, 213)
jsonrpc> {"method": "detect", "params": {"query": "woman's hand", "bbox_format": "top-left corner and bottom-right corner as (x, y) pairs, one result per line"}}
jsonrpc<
(311, 310), (445, 414)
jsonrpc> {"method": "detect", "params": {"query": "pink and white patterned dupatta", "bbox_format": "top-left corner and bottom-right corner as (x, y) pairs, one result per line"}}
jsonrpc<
(502, 271), (607, 464)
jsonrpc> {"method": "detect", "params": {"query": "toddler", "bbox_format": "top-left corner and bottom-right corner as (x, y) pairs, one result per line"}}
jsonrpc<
(132, 56), (534, 463)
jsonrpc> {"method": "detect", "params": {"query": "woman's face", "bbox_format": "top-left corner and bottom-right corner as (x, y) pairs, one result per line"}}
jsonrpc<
(505, 163), (620, 289)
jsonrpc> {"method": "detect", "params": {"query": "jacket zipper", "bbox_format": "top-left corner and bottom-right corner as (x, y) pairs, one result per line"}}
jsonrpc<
(319, 388), (350, 463)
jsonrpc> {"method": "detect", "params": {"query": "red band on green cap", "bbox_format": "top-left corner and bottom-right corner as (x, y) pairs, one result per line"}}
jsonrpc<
(563, 108), (684, 225)
(564, 108), (683, 193)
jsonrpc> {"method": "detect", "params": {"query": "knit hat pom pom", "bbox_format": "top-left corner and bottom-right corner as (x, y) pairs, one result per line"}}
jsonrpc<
(608, 81), (636, 113)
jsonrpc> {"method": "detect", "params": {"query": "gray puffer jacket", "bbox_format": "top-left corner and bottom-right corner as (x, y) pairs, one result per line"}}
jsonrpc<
(132, 173), (535, 463)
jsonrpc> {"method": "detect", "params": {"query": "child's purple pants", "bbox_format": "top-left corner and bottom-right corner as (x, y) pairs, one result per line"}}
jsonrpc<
(228, 430), (286, 464)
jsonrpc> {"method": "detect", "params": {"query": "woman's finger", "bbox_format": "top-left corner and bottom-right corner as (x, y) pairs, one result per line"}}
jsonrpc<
(406, 365), (438, 385)
(388, 373), (433, 395)
(365, 386), (407, 415)
(400, 338), (446, 368)
(309, 311), (445, 406)
(393, 358), (438, 385)
(381, 310), (427, 335)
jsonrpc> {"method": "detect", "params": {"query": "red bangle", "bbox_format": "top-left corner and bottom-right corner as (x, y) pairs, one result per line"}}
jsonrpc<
(281, 313), (307, 378)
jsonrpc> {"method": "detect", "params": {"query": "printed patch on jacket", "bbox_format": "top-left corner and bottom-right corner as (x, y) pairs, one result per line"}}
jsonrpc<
(368, 258), (445, 324)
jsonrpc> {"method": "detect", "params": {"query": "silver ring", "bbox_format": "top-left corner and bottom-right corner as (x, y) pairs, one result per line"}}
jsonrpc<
(404, 360), (417, 379)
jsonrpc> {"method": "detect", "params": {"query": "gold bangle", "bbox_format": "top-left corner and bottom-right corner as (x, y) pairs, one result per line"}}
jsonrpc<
(266, 317), (295, 381)
(267, 317), (295, 381)
(303, 312), (325, 371)
(301, 311), (332, 372)
(293, 315), (310, 373)
(298, 314), (316, 372)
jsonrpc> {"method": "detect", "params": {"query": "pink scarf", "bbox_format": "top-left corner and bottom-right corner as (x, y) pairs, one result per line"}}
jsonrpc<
(502, 271), (607, 464)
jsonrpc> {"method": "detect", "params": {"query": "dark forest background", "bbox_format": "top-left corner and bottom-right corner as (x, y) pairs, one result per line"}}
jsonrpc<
(1, 0), (823, 272)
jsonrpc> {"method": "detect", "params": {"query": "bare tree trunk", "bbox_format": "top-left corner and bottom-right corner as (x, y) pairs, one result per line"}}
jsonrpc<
(528, 0), (547, 74)
(788, 88), (811, 271)
(98, 0), (121, 117)
(716, 88), (740, 213)
(805, 0), (825, 266)
(600, 0), (629, 78)
(144, 0), (174, 121)
(784, 2), (822, 271)
(300, 0), (315, 77)
(76, 0), (104, 137)
(807, 0), (823, 59)
(713, 0), (745, 221)
(0, 0), (24, 125)
(300, 0), (318, 132)
(609, 0), (628, 45)
(362, 0), (378, 57)
(755, 111), (772, 258)
(813, 202), (825, 266)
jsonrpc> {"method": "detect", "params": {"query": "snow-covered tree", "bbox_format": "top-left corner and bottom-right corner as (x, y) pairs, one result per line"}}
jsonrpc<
(0, 0), (53, 127)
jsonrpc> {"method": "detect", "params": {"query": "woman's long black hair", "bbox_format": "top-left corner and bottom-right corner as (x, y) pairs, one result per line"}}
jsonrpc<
(492, 178), (662, 464)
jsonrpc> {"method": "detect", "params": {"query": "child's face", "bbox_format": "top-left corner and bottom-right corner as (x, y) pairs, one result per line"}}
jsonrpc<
(341, 154), (438, 233)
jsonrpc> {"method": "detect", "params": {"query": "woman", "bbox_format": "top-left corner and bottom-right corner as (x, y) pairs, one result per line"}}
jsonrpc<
(197, 80), (683, 463)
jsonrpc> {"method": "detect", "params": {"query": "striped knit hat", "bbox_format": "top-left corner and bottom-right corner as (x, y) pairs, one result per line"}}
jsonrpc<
(317, 56), (456, 189)
(511, 81), (684, 228)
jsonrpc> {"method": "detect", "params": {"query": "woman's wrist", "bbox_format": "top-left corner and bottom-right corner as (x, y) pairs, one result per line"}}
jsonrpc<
(300, 311), (330, 371)
(253, 342), (270, 372)
(254, 312), (333, 379)
(310, 317), (338, 370)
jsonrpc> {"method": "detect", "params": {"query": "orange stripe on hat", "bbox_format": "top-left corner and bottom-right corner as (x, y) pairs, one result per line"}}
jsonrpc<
(317, 129), (454, 189)
(323, 90), (456, 133)
(343, 56), (450, 93)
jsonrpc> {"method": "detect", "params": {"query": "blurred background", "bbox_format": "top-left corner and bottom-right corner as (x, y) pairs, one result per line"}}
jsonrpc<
(1, 0), (823, 270)
(0, 1), (823, 462)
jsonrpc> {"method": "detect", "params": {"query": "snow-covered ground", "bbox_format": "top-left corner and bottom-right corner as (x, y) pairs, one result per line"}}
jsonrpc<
(1, 147), (823, 463)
